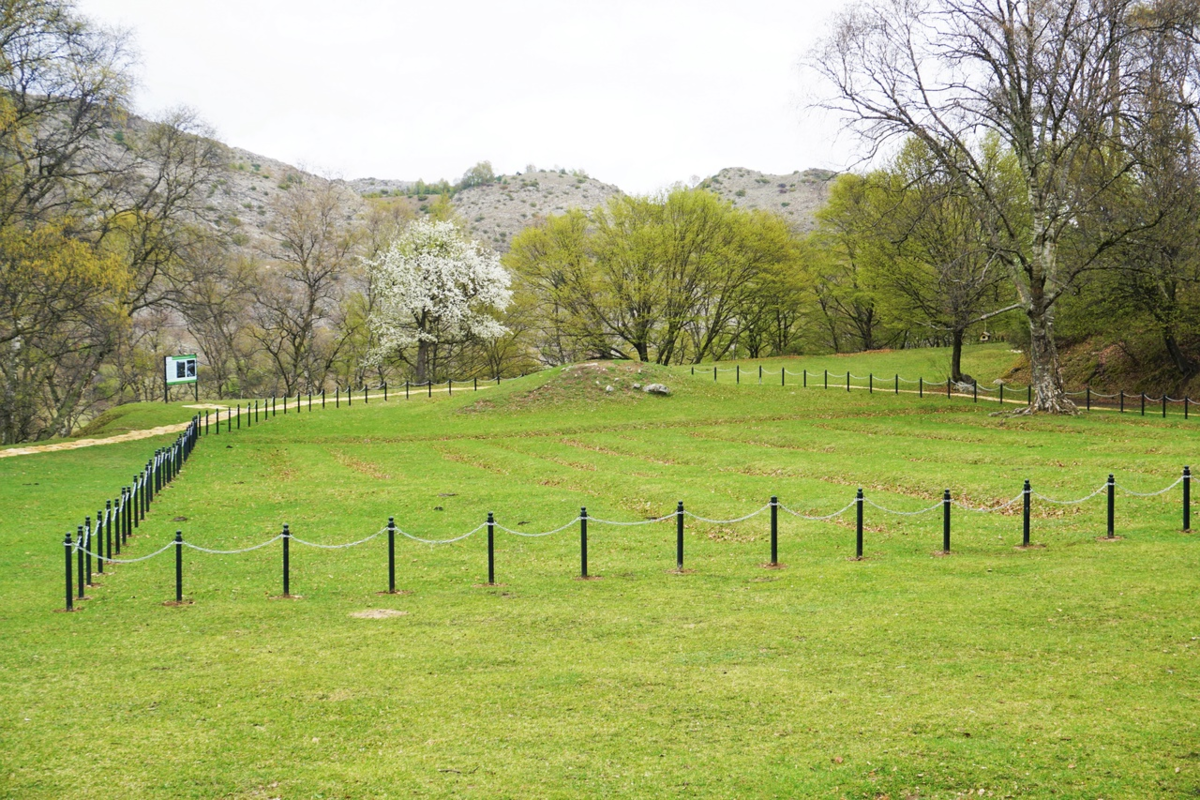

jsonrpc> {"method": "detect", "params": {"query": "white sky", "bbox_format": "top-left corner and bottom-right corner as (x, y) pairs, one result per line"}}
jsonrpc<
(76, 0), (859, 194)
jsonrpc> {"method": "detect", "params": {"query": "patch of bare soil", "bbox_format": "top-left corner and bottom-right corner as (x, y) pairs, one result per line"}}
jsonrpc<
(349, 609), (409, 619)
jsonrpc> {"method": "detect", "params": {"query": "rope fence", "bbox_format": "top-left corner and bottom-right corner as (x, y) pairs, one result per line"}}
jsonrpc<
(689, 364), (1198, 419)
(59, 467), (1194, 610)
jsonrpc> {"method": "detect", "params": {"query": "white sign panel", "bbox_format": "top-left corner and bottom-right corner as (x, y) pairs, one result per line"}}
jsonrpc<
(165, 354), (198, 385)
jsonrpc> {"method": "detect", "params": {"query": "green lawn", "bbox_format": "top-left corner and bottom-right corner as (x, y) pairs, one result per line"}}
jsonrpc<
(2, 346), (1198, 799)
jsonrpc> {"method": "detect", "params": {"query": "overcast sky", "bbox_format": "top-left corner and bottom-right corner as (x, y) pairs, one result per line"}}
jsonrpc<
(75, 0), (859, 194)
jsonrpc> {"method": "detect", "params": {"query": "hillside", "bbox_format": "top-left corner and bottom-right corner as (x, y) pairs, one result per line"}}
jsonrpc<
(111, 115), (835, 253)
(454, 169), (622, 250)
(699, 167), (835, 232)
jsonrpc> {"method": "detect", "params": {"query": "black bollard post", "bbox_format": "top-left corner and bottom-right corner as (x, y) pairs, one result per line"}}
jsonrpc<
(487, 512), (495, 585)
(1022, 480), (1031, 546)
(95, 511), (104, 574)
(448, 379), (452, 396)
(105, 501), (112, 562)
(282, 524), (291, 596)
(115, 491), (123, 550)
(869, 373), (873, 394)
(781, 367), (785, 387)
(1184, 466), (1192, 532)
(1107, 474), (1115, 538)
(920, 377), (923, 397)
(336, 387), (340, 408)
(973, 379), (978, 403)
(942, 489), (951, 553)
(803, 369), (807, 388)
(85, 516), (93, 584)
(846, 371), (850, 392)
(174, 531), (183, 603)
(365, 385), (368, 404)
(309, 393), (312, 411)
(691, 366), (694, 376)
(1120, 390), (1124, 413)
(676, 501), (685, 571)
(76, 525), (85, 599)
(405, 381), (410, 399)
(1086, 387), (1091, 411)
(283, 393), (287, 414)
(895, 374), (898, 394)
(759, 365), (763, 384)
(473, 378), (477, 392)
(770, 496), (778, 566)
(387, 517), (396, 593)
(1027, 385), (1032, 405)
(215, 409), (220, 435)
(1186, 397), (1190, 420)
(714, 366), (717, 382)
(825, 369), (828, 389)
(322, 389), (326, 409)
(427, 381), (432, 398)
(580, 507), (588, 578)
(856, 488), (864, 559)
(736, 365), (740, 384)
(1000, 383), (1004, 405)
(1141, 392), (1146, 416)
(64, 532), (74, 611)
(1163, 395), (1168, 418)
(205, 410), (209, 435)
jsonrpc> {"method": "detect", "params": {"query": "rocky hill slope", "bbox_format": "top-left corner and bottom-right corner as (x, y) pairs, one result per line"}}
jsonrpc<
(117, 115), (835, 253)
(698, 167), (835, 233)
(453, 169), (622, 250)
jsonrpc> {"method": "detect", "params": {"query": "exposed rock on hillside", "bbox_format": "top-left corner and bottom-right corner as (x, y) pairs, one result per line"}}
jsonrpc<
(452, 169), (622, 251)
(112, 114), (834, 254)
(698, 167), (835, 232)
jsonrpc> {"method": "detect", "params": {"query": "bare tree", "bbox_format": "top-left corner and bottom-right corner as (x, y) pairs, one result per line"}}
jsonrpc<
(811, 0), (1192, 411)
(252, 179), (361, 395)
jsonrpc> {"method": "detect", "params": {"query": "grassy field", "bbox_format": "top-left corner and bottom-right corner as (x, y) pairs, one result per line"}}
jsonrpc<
(2, 345), (1198, 799)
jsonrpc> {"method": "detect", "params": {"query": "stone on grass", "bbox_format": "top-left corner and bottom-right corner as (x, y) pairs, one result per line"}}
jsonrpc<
(643, 383), (671, 395)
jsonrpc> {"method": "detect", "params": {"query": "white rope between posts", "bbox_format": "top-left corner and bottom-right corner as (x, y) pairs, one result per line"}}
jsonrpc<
(952, 493), (1024, 513)
(778, 499), (856, 521)
(1115, 476), (1184, 497)
(587, 512), (677, 526)
(684, 504), (770, 525)
(1033, 484), (1108, 505)
(395, 523), (485, 545)
(865, 498), (944, 516)
(291, 528), (388, 549)
(495, 517), (582, 537)
(182, 535), (284, 554)
(73, 540), (176, 564)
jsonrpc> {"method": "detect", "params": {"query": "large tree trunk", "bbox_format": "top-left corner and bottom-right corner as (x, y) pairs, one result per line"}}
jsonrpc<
(416, 339), (430, 384)
(950, 328), (965, 382)
(1026, 303), (1075, 413)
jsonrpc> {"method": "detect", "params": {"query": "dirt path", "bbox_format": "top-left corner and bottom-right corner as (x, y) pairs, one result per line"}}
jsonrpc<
(0, 421), (196, 459)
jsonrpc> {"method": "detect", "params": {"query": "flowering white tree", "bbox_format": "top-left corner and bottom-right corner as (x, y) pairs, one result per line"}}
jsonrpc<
(365, 220), (512, 383)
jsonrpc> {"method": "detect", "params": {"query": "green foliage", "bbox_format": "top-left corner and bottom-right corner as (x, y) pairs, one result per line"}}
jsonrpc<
(506, 188), (800, 364)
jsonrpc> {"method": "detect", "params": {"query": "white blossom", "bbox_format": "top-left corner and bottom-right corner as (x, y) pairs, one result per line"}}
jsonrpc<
(365, 221), (512, 362)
